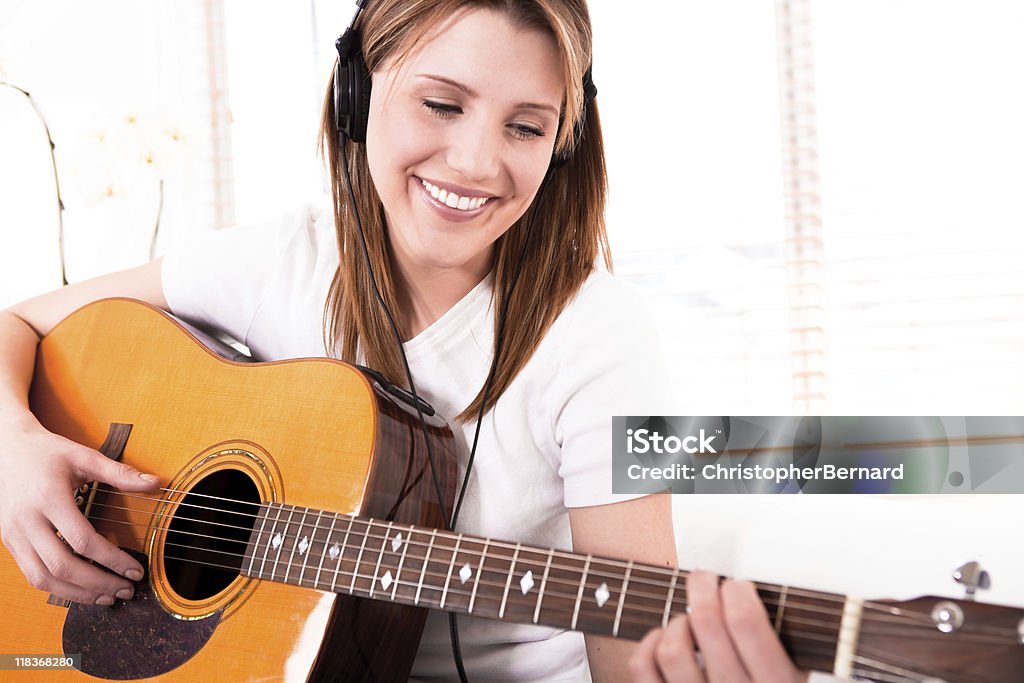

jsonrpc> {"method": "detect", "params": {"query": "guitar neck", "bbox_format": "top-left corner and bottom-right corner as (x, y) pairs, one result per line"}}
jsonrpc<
(241, 502), (846, 665)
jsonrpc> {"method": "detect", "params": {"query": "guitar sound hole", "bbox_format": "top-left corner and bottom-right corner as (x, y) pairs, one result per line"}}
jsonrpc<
(165, 469), (261, 600)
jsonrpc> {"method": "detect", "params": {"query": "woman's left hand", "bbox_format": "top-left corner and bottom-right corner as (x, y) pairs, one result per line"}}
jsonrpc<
(628, 570), (809, 682)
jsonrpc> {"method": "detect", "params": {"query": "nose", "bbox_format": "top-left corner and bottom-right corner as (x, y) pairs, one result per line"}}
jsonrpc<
(444, 119), (501, 183)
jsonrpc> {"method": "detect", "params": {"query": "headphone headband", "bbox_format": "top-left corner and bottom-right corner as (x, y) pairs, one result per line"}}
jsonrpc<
(333, 0), (596, 162)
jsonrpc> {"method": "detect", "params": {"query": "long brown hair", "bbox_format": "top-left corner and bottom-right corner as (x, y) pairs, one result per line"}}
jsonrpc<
(319, 0), (610, 421)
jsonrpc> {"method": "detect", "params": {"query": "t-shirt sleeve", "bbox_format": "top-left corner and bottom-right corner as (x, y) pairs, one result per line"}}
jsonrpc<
(548, 274), (676, 508)
(160, 213), (299, 346)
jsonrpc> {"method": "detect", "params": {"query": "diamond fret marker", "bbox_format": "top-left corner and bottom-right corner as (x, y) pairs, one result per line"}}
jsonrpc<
(380, 571), (393, 591)
(459, 563), (473, 584)
(520, 570), (535, 595)
(297, 537), (310, 555)
(392, 533), (403, 552)
(271, 533), (283, 550)
(594, 582), (610, 608)
(328, 544), (341, 561)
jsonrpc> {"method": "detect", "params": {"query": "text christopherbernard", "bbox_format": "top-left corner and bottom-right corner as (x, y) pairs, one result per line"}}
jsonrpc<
(626, 462), (905, 483)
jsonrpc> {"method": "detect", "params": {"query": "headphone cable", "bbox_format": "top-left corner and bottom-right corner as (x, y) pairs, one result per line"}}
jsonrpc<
(339, 144), (453, 532)
(446, 163), (557, 683)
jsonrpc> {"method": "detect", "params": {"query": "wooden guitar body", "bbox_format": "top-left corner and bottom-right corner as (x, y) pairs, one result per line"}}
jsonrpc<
(0, 298), (458, 681)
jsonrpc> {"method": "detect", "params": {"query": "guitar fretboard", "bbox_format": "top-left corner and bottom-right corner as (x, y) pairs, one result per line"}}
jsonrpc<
(241, 502), (844, 650)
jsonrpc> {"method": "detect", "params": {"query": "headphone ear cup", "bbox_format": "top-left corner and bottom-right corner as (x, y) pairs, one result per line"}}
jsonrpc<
(551, 67), (596, 168)
(334, 28), (372, 143)
(551, 98), (588, 168)
(348, 49), (371, 143)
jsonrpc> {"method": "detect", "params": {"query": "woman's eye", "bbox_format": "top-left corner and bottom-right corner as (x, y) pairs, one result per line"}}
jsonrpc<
(509, 124), (545, 141)
(422, 100), (461, 119)
(422, 100), (544, 142)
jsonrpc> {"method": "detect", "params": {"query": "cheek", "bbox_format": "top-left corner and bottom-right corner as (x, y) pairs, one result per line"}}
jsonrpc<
(366, 104), (434, 193)
(509, 151), (555, 205)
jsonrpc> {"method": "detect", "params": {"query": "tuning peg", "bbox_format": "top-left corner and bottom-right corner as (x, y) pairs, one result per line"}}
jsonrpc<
(952, 561), (990, 600)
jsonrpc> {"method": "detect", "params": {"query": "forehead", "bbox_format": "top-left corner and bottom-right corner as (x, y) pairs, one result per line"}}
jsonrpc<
(382, 7), (565, 107)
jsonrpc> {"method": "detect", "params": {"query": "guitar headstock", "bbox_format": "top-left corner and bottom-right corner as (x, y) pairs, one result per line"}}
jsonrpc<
(854, 595), (1024, 682)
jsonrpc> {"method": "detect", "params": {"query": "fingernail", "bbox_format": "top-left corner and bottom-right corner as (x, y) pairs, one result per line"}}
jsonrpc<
(115, 588), (134, 600)
(139, 473), (159, 482)
(125, 568), (143, 581)
(96, 595), (115, 606)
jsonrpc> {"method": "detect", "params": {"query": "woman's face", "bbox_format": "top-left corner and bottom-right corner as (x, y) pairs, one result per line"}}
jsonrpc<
(365, 7), (564, 284)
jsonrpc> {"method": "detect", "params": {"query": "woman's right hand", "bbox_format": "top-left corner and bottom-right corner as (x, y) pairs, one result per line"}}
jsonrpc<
(0, 413), (161, 606)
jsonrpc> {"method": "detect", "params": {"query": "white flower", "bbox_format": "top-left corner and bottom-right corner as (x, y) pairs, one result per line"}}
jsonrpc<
(65, 108), (190, 208)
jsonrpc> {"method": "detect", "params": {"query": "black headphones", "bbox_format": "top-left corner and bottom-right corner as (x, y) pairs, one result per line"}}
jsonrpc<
(333, 0), (596, 164)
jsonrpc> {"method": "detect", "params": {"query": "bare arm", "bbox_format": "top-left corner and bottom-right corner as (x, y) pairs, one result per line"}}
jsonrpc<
(0, 259), (168, 605)
(570, 493), (678, 683)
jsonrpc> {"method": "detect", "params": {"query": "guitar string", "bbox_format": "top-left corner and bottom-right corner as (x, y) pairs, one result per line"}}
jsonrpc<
(146, 544), (868, 643)
(79, 493), (1007, 638)
(851, 652), (932, 682)
(82, 509), (1016, 644)
(84, 499), (869, 618)
(848, 669), (915, 683)
(89, 511), (854, 628)
(82, 495), (1014, 638)
(86, 490), (896, 613)
(152, 546), (993, 683)
(90, 496), (850, 604)
(104, 486), (868, 601)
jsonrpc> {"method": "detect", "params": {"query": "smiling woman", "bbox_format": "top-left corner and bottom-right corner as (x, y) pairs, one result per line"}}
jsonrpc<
(0, 1), (684, 682)
(363, 8), (564, 334)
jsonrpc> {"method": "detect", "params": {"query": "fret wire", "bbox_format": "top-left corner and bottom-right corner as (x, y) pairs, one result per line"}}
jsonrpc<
(330, 514), (355, 593)
(278, 505), (299, 583)
(368, 520), (394, 598)
(246, 503), (271, 577)
(774, 585), (789, 634)
(415, 528), (438, 606)
(305, 508), (330, 587)
(391, 524), (414, 601)
(851, 652), (928, 680)
(314, 511), (338, 588)
(533, 549), (554, 625)
(349, 517), (373, 594)
(661, 569), (679, 628)
(468, 539), (490, 615)
(440, 533), (464, 610)
(612, 560), (634, 638)
(571, 555), (592, 630)
(261, 504), (286, 581)
(296, 507), (315, 589)
(498, 544), (521, 619)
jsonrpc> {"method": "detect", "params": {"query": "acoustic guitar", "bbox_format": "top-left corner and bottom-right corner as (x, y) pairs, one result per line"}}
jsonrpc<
(1, 298), (1021, 682)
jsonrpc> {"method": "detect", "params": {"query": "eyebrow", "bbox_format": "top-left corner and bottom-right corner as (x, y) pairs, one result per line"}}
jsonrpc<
(416, 73), (560, 116)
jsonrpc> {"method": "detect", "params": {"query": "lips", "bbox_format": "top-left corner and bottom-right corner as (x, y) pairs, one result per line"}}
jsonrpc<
(414, 176), (495, 222)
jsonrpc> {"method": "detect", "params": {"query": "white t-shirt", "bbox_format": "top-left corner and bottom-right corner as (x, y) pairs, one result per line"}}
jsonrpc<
(161, 206), (671, 682)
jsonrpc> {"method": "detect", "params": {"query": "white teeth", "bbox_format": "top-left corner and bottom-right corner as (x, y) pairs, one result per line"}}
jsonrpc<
(419, 179), (489, 212)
